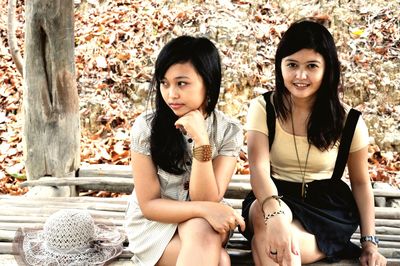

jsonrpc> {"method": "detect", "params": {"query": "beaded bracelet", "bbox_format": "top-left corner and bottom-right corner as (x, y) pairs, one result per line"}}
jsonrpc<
(263, 210), (285, 224)
(260, 195), (282, 215)
(193, 145), (212, 161)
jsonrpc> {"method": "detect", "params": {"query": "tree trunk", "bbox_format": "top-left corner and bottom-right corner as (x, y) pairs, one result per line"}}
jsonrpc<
(23, 0), (79, 181)
(7, 0), (24, 76)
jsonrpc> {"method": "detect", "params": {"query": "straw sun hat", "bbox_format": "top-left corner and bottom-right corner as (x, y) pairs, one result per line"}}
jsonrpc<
(15, 209), (124, 266)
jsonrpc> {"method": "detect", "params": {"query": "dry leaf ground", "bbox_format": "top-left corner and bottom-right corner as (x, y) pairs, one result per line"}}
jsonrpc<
(0, 0), (399, 195)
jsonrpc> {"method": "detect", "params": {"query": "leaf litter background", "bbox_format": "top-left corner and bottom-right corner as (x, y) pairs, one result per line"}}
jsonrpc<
(0, 0), (399, 196)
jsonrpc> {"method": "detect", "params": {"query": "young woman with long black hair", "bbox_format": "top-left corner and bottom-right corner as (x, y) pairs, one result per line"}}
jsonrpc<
(241, 20), (387, 266)
(125, 36), (245, 266)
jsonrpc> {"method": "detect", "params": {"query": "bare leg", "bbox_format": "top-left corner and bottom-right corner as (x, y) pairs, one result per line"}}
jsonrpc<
(219, 249), (231, 266)
(291, 220), (325, 264)
(156, 218), (231, 266)
(177, 217), (224, 266)
(156, 232), (181, 266)
(248, 199), (325, 265)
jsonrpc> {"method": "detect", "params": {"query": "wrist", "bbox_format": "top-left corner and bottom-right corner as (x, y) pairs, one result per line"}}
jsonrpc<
(193, 144), (212, 162)
(193, 136), (209, 146)
(259, 195), (285, 225)
(260, 195), (282, 215)
(362, 241), (379, 252)
(360, 235), (379, 247)
(263, 209), (285, 225)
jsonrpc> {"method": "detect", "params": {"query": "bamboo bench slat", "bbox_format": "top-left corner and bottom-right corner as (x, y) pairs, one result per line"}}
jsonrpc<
(2, 165), (399, 265)
(18, 174), (400, 199)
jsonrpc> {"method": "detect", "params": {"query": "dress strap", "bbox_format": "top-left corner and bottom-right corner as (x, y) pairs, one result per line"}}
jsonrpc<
(263, 91), (275, 150)
(331, 109), (361, 180)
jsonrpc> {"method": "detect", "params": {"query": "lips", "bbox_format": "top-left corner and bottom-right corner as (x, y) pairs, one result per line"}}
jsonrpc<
(293, 82), (310, 88)
(169, 103), (184, 110)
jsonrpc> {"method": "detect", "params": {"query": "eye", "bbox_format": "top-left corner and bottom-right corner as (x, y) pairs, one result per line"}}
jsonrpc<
(160, 80), (168, 87)
(177, 81), (187, 87)
(286, 62), (297, 68)
(308, 63), (319, 69)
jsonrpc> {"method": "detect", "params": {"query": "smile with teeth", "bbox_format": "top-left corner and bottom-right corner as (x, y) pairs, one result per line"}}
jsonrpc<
(293, 83), (309, 87)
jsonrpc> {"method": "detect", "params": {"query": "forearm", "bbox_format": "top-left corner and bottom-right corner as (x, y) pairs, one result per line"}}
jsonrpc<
(348, 147), (376, 236)
(189, 160), (220, 201)
(352, 181), (376, 236)
(250, 163), (283, 216)
(140, 198), (211, 223)
(247, 131), (280, 214)
(189, 144), (237, 201)
(251, 165), (277, 201)
(187, 128), (221, 201)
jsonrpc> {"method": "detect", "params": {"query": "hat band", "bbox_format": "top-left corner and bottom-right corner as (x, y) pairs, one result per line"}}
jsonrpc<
(44, 239), (104, 255)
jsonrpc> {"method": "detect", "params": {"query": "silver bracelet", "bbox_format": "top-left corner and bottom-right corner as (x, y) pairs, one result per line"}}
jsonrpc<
(263, 210), (285, 224)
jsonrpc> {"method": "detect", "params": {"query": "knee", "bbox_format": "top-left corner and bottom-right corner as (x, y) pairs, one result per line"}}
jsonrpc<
(219, 249), (230, 266)
(182, 218), (220, 246)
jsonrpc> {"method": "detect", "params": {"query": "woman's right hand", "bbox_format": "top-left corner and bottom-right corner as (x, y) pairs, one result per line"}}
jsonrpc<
(202, 202), (245, 234)
(264, 213), (299, 265)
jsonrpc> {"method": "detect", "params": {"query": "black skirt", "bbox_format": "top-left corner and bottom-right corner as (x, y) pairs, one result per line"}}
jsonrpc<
(240, 177), (362, 262)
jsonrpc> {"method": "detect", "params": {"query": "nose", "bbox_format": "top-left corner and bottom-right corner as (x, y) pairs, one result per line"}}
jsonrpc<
(296, 68), (308, 79)
(168, 85), (179, 99)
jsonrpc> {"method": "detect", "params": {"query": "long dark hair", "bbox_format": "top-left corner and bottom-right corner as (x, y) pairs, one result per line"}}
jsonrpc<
(150, 36), (221, 174)
(274, 19), (345, 150)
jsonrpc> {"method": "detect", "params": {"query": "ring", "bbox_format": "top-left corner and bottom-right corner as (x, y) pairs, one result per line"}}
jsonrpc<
(270, 250), (277, 255)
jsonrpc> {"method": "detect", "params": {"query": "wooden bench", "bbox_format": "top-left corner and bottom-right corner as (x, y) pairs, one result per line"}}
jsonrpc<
(1, 164), (399, 265)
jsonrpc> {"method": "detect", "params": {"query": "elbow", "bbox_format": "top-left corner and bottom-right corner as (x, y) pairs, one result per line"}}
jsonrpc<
(140, 206), (152, 220)
(138, 202), (157, 221)
(141, 210), (151, 220)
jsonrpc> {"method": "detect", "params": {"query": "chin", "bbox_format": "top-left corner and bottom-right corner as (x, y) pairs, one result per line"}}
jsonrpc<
(172, 109), (189, 117)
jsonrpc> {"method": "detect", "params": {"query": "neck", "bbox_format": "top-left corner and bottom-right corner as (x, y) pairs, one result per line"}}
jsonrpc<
(287, 95), (312, 135)
(290, 96), (314, 113)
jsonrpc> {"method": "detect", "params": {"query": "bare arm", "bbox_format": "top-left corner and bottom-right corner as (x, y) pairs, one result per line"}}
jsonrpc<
(248, 130), (280, 210)
(132, 151), (244, 232)
(248, 130), (297, 264)
(189, 154), (237, 201)
(175, 110), (237, 201)
(348, 146), (375, 237)
(133, 151), (205, 223)
(348, 146), (387, 265)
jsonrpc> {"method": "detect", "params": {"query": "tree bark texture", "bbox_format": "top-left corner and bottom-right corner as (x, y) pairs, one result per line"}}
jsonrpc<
(7, 0), (24, 76)
(23, 0), (80, 180)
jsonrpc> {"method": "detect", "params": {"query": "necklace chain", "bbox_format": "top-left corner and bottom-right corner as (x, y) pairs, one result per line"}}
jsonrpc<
(291, 110), (311, 199)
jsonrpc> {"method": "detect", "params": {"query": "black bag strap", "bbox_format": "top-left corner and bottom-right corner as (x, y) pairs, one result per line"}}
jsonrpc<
(331, 108), (361, 180)
(263, 91), (276, 150)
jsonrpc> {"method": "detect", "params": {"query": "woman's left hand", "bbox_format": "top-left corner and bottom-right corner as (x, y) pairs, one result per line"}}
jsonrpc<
(359, 242), (387, 266)
(175, 110), (208, 144)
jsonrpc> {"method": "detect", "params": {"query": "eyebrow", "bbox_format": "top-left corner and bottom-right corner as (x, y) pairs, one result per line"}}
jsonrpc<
(162, 76), (190, 80)
(284, 58), (322, 64)
(174, 76), (190, 79)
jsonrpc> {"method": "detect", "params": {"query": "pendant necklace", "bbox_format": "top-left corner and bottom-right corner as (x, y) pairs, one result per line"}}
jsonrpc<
(291, 109), (311, 199)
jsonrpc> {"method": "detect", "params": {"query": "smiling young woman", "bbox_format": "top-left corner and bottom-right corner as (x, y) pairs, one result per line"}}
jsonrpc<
(240, 19), (387, 266)
(281, 49), (325, 102)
